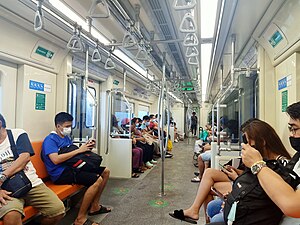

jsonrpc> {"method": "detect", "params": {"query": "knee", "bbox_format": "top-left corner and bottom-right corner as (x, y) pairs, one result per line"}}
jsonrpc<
(198, 155), (203, 162)
(43, 213), (65, 224)
(102, 168), (110, 178)
(3, 211), (22, 225)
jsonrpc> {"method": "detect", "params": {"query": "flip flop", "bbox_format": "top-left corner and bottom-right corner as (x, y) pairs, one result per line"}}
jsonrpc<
(169, 209), (197, 224)
(88, 205), (111, 216)
(132, 173), (140, 178)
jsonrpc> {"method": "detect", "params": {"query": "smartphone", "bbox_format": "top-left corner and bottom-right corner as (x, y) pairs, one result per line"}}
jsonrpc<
(242, 134), (248, 144)
(211, 187), (225, 200)
(219, 163), (230, 172)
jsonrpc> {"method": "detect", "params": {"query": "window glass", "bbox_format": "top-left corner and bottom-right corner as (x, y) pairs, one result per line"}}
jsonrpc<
(85, 87), (96, 128)
(0, 73), (2, 113)
(138, 105), (149, 119)
(111, 93), (132, 136)
(68, 82), (77, 128)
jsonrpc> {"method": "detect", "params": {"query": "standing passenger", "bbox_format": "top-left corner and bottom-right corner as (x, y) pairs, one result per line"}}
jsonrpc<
(0, 114), (65, 225)
(242, 102), (300, 224)
(42, 112), (111, 225)
(191, 112), (198, 136)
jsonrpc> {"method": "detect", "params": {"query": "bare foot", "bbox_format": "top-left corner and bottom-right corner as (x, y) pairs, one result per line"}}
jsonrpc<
(183, 208), (199, 220)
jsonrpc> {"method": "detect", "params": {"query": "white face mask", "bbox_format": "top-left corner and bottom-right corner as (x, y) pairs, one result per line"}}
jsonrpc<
(61, 127), (72, 136)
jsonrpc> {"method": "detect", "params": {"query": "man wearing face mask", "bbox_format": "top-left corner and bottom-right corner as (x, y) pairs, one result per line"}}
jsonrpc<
(42, 112), (110, 225)
(242, 102), (300, 224)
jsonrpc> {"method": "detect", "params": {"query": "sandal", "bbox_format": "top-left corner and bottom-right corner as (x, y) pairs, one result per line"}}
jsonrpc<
(169, 209), (197, 224)
(88, 205), (111, 216)
(131, 173), (140, 178)
(133, 168), (144, 173)
(191, 176), (201, 183)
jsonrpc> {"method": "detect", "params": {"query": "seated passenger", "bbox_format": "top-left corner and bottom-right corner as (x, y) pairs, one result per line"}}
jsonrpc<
(191, 144), (211, 183)
(42, 112), (110, 225)
(0, 114), (65, 225)
(170, 166), (238, 223)
(172, 119), (292, 225)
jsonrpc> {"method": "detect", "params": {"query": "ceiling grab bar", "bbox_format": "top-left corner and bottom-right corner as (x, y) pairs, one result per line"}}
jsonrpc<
(88, 0), (110, 18)
(105, 53), (116, 70)
(91, 40), (102, 62)
(105, 43), (116, 70)
(173, 0), (196, 10)
(34, 0), (44, 32)
(188, 56), (199, 65)
(67, 26), (84, 52)
(122, 25), (137, 49)
(179, 12), (197, 33)
(136, 47), (148, 61)
(183, 33), (199, 47)
(185, 46), (199, 57)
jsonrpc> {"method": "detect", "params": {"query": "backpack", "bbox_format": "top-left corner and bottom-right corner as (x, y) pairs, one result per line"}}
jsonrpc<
(224, 153), (300, 225)
(58, 144), (103, 173)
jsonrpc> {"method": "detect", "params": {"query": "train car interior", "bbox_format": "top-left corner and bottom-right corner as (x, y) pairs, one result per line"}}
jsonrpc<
(1, 0), (300, 224)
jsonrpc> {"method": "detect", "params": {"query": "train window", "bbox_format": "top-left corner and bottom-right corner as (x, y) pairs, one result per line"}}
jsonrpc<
(85, 87), (96, 128)
(0, 73), (2, 113)
(138, 105), (149, 119)
(68, 82), (77, 128)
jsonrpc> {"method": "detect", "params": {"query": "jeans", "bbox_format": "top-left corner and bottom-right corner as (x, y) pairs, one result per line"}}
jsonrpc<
(206, 198), (224, 223)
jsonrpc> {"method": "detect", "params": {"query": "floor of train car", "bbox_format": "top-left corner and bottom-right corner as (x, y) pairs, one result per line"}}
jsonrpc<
(30, 137), (206, 225)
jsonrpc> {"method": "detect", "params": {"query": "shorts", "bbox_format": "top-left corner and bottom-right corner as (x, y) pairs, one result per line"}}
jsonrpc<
(0, 183), (65, 219)
(200, 150), (211, 161)
(55, 166), (106, 187)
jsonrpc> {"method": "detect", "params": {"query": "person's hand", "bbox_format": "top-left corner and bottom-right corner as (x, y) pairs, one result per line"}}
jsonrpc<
(78, 144), (92, 153)
(0, 190), (12, 208)
(241, 143), (263, 168)
(132, 138), (137, 145)
(221, 166), (239, 181)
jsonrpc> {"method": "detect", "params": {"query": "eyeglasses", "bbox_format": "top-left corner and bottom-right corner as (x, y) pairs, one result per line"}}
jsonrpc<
(288, 126), (300, 135)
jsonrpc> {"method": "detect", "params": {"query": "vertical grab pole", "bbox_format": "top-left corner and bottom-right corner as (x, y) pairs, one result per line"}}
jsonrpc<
(160, 52), (166, 197)
(211, 104), (215, 143)
(105, 90), (111, 154)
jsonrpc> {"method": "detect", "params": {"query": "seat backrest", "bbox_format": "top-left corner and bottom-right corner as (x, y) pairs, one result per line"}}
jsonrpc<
(31, 141), (49, 179)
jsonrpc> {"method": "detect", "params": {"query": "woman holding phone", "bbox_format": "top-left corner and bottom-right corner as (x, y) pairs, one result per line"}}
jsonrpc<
(170, 118), (291, 225)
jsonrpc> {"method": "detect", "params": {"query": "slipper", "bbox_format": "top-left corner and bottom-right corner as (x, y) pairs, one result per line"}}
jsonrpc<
(88, 205), (111, 216)
(72, 218), (99, 225)
(132, 173), (140, 178)
(133, 168), (144, 173)
(169, 209), (197, 224)
(191, 176), (201, 183)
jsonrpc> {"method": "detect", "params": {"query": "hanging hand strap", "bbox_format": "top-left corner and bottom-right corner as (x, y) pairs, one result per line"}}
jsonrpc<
(7, 130), (19, 160)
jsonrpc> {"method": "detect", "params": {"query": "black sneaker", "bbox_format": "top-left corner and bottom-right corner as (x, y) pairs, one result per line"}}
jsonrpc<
(194, 171), (200, 176)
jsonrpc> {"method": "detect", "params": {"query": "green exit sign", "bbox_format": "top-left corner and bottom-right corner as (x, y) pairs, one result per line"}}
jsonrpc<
(35, 46), (54, 59)
(113, 80), (119, 85)
(182, 87), (194, 91)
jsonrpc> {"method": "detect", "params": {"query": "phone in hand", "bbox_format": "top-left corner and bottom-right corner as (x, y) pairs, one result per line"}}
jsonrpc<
(219, 163), (231, 172)
(211, 187), (225, 200)
(242, 134), (248, 144)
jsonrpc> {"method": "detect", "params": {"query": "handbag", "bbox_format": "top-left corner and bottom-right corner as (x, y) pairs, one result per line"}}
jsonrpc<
(1, 130), (32, 198)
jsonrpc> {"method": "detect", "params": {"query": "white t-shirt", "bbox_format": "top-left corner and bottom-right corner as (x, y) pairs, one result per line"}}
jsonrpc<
(280, 159), (300, 225)
(0, 129), (42, 188)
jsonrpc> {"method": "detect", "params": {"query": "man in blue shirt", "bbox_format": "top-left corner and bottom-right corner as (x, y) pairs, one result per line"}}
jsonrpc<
(0, 114), (65, 225)
(42, 112), (110, 225)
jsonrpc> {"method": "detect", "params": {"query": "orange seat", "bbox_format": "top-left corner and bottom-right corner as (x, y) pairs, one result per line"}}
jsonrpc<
(0, 141), (84, 225)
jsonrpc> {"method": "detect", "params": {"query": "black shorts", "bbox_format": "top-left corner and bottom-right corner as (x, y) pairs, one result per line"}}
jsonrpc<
(54, 166), (106, 187)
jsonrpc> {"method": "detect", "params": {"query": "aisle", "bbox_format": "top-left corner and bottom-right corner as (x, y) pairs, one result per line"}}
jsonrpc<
(56, 137), (206, 225)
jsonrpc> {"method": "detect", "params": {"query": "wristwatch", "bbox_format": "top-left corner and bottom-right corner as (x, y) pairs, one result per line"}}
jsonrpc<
(251, 161), (267, 175)
(0, 174), (7, 183)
